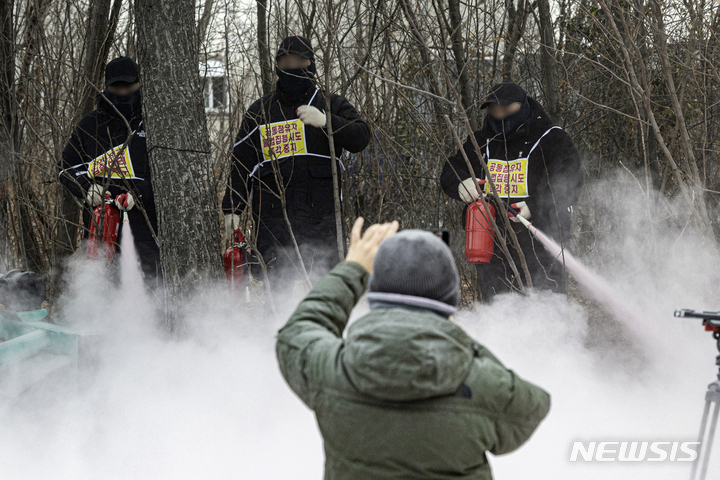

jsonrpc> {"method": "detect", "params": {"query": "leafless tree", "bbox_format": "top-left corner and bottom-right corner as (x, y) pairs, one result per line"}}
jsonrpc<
(2, 0), (720, 316)
(136, 0), (223, 329)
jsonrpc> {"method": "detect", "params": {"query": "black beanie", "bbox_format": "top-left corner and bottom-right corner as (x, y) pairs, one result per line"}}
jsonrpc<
(276, 36), (314, 62)
(368, 230), (461, 307)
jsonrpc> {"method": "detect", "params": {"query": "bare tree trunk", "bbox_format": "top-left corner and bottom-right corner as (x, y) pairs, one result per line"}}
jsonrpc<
(297, 1), (317, 40)
(447, 0), (477, 129)
(257, 0), (273, 96)
(0, 0), (13, 147)
(14, 0), (50, 112)
(537, 0), (560, 121)
(502, 0), (529, 82)
(79, 0), (123, 118)
(0, 0), (14, 268)
(135, 0), (223, 331)
(325, 0), (344, 262)
(197, 0), (214, 48)
(10, 0), (53, 272)
(401, 0), (445, 120)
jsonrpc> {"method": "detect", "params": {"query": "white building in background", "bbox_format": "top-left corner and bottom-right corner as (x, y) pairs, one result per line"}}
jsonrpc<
(199, 58), (234, 143)
(200, 59), (229, 113)
(199, 59), (234, 198)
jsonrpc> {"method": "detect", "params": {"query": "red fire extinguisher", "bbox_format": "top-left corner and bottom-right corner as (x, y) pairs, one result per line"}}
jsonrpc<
(465, 199), (496, 264)
(87, 192), (121, 261)
(223, 228), (250, 301)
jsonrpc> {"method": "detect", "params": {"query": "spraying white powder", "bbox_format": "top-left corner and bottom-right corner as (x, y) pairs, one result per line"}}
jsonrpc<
(526, 220), (660, 343)
(119, 212), (148, 300)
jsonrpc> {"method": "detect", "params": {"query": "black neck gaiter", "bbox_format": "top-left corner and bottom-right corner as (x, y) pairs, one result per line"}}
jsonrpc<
(103, 89), (142, 121)
(488, 97), (531, 136)
(276, 62), (316, 102)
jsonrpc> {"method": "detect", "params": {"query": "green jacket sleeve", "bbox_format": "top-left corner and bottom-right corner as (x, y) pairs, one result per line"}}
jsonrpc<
(490, 369), (551, 455)
(276, 261), (369, 409)
(464, 342), (551, 456)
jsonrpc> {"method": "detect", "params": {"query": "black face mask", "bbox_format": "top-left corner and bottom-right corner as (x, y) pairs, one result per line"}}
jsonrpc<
(103, 88), (142, 120)
(276, 63), (316, 101)
(488, 97), (531, 136)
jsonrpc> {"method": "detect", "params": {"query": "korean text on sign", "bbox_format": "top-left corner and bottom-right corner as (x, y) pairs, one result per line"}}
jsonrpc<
(261, 119), (307, 161)
(484, 158), (529, 197)
(88, 145), (135, 179)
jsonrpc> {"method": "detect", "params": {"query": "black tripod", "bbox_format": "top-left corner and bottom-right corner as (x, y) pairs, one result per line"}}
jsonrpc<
(675, 309), (720, 480)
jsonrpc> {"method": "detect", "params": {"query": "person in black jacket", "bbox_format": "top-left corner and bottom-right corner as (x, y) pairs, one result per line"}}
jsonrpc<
(222, 36), (370, 287)
(58, 57), (161, 288)
(441, 82), (583, 302)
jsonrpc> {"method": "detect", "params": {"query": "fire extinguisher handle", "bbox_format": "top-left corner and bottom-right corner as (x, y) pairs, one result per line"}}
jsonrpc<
(502, 201), (532, 228)
(504, 201), (521, 218)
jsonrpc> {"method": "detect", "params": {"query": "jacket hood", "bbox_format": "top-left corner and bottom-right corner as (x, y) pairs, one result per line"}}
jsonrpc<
(342, 309), (477, 402)
(480, 95), (553, 141)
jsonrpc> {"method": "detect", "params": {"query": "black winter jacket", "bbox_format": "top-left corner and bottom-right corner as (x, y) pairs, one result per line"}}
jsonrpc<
(222, 86), (370, 257)
(441, 97), (582, 242)
(58, 97), (157, 242)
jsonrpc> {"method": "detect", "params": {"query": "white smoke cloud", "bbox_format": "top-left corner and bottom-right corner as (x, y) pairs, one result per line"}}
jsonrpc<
(1, 172), (719, 479)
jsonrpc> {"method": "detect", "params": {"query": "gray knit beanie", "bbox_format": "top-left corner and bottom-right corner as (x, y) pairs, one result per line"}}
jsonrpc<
(368, 230), (461, 307)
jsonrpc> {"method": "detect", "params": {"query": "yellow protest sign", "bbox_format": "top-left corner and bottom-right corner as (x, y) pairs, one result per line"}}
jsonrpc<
(484, 158), (529, 197)
(88, 145), (135, 179)
(261, 119), (306, 161)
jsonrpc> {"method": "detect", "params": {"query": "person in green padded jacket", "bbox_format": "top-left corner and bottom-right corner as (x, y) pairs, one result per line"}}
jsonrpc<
(276, 217), (551, 479)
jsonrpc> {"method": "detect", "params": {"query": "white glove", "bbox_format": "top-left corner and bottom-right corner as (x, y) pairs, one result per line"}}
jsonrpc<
(296, 105), (327, 128)
(509, 201), (531, 223)
(458, 177), (481, 203)
(225, 213), (240, 240)
(115, 193), (135, 211)
(85, 184), (104, 207)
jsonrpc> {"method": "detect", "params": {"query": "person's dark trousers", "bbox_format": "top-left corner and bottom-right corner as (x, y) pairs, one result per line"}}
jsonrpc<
(256, 240), (342, 319)
(475, 222), (567, 304)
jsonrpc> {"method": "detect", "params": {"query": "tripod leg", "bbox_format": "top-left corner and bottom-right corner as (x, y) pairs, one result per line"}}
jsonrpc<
(698, 400), (720, 480)
(690, 399), (713, 480)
